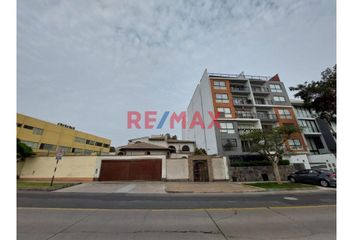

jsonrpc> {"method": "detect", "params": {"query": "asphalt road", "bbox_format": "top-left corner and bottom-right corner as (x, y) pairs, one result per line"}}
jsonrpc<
(17, 190), (336, 209)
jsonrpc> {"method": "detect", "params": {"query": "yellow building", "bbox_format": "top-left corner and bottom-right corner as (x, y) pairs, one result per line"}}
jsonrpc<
(17, 113), (111, 156)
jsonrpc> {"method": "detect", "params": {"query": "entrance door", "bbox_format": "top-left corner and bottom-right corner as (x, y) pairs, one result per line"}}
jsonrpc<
(193, 160), (209, 182)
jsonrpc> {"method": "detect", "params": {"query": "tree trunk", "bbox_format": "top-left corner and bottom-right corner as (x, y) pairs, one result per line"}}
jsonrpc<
(272, 161), (282, 184)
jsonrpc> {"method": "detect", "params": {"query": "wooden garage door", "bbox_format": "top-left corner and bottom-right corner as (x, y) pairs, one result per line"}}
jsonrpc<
(99, 159), (162, 181)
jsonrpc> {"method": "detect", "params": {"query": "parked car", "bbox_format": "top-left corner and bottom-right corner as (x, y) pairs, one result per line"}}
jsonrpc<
(288, 169), (336, 187)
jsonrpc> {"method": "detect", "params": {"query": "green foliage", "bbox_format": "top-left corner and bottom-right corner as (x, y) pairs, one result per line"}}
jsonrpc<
(290, 65), (336, 122)
(194, 148), (207, 155)
(17, 139), (34, 160)
(240, 125), (301, 162)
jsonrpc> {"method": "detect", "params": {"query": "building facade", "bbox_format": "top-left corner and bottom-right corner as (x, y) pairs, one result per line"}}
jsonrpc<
(183, 70), (308, 164)
(17, 113), (111, 156)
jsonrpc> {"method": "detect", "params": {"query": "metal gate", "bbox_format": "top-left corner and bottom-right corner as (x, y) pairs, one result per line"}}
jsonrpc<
(193, 160), (209, 182)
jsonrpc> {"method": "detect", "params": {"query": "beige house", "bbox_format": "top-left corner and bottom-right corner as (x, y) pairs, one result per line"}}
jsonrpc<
(19, 134), (230, 182)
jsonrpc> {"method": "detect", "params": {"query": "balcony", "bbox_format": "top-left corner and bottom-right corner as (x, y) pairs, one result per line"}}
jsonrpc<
(230, 86), (250, 94)
(255, 99), (273, 105)
(237, 111), (256, 119)
(234, 98), (253, 106)
(256, 113), (277, 122)
(251, 86), (270, 95)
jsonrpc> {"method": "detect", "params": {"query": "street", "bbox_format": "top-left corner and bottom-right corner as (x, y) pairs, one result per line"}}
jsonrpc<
(17, 191), (336, 239)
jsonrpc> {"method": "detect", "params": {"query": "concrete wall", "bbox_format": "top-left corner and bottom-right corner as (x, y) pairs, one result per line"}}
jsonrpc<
(123, 150), (168, 156)
(19, 155), (168, 181)
(308, 154), (336, 171)
(183, 70), (218, 154)
(20, 156), (98, 181)
(288, 154), (311, 169)
(211, 157), (230, 180)
(166, 158), (189, 180)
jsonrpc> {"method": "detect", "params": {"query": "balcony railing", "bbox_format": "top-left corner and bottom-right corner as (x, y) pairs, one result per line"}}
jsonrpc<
(256, 113), (277, 121)
(237, 111), (256, 119)
(234, 99), (253, 105)
(230, 86), (250, 92)
(255, 99), (273, 105)
(252, 86), (270, 94)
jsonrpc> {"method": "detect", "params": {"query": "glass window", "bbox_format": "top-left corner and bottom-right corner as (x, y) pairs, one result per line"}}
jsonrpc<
(23, 125), (34, 130)
(295, 107), (313, 118)
(17, 123), (22, 128)
(103, 144), (110, 148)
(215, 94), (229, 103)
(32, 127), (44, 135)
(222, 139), (237, 151)
(217, 107), (232, 118)
(21, 140), (39, 149)
(213, 81), (226, 89)
(269, 84), (282, 93)
(278, 109), (292, 119)
(299, 120), (319, 133)
(273, 96), (285, 102)
(58, 146), (71, 153)
(220, 122), (235, 134)
(74, 137), (86, 144)
(86, 140), (95, 145)
(39, 143), (56, 151)
(288, 139), (302, 150)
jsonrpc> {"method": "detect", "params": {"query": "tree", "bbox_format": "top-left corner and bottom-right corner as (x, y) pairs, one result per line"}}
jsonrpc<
(17, 139), (34, 161)
(109, 146), (116, 152)
(240, 125), (301, 184)
(289, 65), (336, 122)
(194, 148), (207, 155)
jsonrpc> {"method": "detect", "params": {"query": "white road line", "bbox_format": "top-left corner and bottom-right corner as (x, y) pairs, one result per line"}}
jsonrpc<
(283, 197), (298, 201)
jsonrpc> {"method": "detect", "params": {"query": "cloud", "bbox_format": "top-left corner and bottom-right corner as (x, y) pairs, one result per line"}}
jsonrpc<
(17, 0), (336, 146)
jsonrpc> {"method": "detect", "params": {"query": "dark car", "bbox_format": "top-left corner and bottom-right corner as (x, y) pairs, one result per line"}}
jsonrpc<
(288, 169), (336, 187)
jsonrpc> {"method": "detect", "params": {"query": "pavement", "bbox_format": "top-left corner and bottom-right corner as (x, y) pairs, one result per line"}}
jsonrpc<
(55, 182), (266, 194)
(18, 205), (336, 240)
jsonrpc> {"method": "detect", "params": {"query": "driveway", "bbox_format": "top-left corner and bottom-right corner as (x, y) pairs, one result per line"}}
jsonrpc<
(55, 182), (262, 194)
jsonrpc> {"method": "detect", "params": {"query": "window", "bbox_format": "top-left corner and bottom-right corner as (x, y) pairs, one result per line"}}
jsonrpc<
(32, 127), (44, 135)
(278, 109), (292, 119)
(169, 146), (176, 153)
(95, 142), (103, 147)
(58, 146), (71, 153)
(306, 137), (324, 154)
(103, 144), (109, 148)
(273, 96), (285, 102)
(23, 125), (34, 130)
(215, 94), (229, 103)
(222, 139), (237, 151)
(299, 120), (319, 133)
(269, 84), (282, 93)
(74, 137), (86, 144)
(288, 139), (302, 150)
(146, 151), (151, 155)
(182, 145), (190, 152)
(17, 123), (22, 128)
(213, 81), (226, 89)
(241, 140), (252, 152)
(295, 107), (313, 118)
(21, 140), (39, 149)
(39, 143), (56, 151)
(84, 150), (93, 155)
(86, 139), (95, 145)
(217, 107), (232, 118)
(72, 148), (85, 154)
(220, 122), (235, 134)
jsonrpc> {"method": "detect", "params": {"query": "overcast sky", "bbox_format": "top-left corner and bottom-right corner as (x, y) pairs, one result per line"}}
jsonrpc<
(17, 0), (336, 146)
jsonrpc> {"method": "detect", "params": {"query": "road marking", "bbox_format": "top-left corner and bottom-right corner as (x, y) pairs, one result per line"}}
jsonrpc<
(283, 197), (298, 201)
(17, 204), (336, 212)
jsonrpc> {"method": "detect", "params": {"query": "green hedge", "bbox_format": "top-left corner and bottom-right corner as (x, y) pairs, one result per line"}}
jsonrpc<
(230, 160), (290, 167)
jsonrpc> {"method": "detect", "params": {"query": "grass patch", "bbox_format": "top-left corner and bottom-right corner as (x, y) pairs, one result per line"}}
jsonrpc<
(17, 181), (79, 191)
(245, 182), (316, 190)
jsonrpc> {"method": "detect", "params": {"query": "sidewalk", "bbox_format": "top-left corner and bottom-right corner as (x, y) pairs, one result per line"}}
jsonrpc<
(165, 182), (264, 193)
